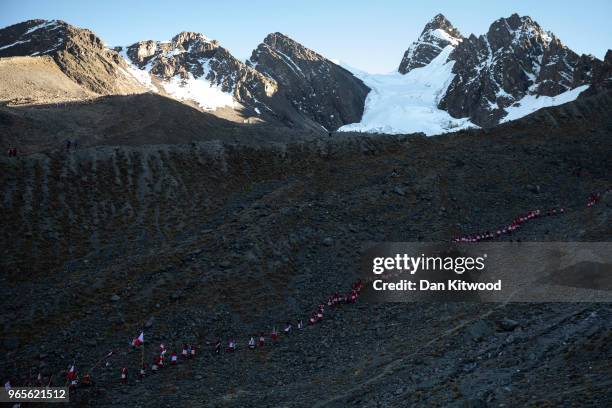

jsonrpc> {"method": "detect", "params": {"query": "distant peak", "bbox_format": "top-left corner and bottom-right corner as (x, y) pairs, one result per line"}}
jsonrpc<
(488, 14), (553, 46)
(493, 14), (540, 31)
(171, 31), (216, 46)
(428, 13), (451, 27)
(421, 14), (462, 39)
(263, 32), (297, 48)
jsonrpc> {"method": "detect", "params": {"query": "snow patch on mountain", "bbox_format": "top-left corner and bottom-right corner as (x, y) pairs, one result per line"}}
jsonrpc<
(117, 48), (157, 91)
(24, 20), (60, 35)
(501, 84), (589, 123)
(162, 73), (239, 111)
(117, 43), (240, 111)
(430, 29), (461, 46)
(339, 46), (476, 136)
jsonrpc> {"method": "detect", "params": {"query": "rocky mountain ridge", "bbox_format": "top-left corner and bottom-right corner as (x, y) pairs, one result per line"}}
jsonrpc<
(0, 15), (610, 134)
(248, 32), (370, 130)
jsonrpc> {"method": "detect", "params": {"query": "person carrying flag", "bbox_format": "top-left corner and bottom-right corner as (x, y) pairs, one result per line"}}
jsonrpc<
(66, 365), (78, 390)
(132, 332), (144, 347)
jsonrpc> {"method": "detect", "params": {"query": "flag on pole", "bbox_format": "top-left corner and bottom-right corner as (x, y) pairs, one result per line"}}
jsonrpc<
(132, 332), (144, 347)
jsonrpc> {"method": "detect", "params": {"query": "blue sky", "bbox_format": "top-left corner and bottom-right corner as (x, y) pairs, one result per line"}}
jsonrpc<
(1, 0), (610, 73)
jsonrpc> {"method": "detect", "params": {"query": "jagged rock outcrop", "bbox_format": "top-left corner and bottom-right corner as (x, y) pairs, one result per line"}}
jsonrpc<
(398, 14), (463, 74)
(580, 50), (612, 97)
(248, 32), (370, 131)
(0, 19), (144, 95)
(438, 14), (603, 126)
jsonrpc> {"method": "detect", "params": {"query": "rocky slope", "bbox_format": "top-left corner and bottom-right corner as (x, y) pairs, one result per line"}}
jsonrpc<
(0, 55), (96, 105)
(248, 32), (370, 131)
(1, 91), (611, 406)
(0, 93), (326, 156)
(398, 13), (463, 74)
(0, 19), (145, 96)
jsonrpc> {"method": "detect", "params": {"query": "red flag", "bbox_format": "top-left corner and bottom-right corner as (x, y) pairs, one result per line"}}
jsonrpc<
(132, 332), (144, 347)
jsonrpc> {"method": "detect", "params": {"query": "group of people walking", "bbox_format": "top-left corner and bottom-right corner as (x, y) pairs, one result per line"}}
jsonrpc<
(451, 189), (609, 244)
(6, 278), (365, 392)
(6, 138), (79, 158)
(452, 207), (565, 243)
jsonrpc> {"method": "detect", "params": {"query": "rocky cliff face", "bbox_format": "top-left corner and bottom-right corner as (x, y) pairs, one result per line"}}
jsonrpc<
(580, 50), (612, 97)
(248, 32), (370, 131)
(437, 14), (603, 126)
(398, 14), (463, 74)
(0, 19), (144, 95)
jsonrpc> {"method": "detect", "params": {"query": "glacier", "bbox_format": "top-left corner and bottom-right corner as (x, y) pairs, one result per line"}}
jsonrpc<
(338, 46), (477, 136)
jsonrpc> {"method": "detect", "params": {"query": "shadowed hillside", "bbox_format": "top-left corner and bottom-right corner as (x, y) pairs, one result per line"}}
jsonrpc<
(1, 90), (610, 406)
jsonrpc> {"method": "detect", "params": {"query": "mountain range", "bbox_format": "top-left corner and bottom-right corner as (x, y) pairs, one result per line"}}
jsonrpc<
(0, 14), (610, 136)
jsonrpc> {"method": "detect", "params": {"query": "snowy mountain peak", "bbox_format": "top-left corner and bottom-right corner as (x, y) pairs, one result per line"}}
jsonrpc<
(343, 13), (605, 135)
(398, 14), (463, 74)
(118, 31), (278, 112)
(441, 14), (600, 126)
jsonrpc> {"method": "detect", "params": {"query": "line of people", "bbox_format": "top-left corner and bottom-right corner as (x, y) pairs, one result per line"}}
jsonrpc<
(453, 189), (609, 243)
(11, 278), (365, 391)
(586, 189), (610, 207)
(452, 208), (564, 243)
